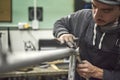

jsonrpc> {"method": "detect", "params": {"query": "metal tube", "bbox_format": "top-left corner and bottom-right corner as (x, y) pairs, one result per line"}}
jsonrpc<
(0, 48), (74, 73)
(68, 55), (76, 80)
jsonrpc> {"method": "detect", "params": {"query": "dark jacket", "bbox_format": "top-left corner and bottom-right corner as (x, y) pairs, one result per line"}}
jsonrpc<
(53, 9), (120, 80)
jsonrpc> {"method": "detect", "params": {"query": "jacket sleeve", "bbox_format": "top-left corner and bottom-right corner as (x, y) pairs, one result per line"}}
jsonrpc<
(53, 9), (92, 38)
(103, 55), (120, 80)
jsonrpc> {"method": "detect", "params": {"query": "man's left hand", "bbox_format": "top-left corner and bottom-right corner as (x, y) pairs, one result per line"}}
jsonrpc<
(76, 60), (103, 79)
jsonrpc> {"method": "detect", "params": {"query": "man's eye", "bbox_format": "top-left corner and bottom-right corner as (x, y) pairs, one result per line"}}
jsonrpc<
(103, 10), (111, 13)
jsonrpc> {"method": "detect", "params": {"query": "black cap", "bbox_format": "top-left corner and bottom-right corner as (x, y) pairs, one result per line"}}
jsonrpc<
(96, 0), (120, 5)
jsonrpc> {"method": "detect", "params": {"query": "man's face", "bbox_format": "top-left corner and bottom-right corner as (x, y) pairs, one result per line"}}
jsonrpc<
(92, 0), (120, 26)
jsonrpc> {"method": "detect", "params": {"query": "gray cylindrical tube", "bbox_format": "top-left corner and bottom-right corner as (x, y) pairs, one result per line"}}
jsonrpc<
(0, 48), (74, 73)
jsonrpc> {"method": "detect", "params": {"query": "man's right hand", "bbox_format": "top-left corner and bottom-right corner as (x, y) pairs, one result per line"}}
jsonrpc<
(57, 34), (75, 43)
(56, 34), (77, 48)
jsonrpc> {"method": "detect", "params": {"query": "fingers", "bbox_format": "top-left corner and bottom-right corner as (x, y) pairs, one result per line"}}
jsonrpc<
(59, 34), (75, 43)
(77, 64), (89, 73)
(79, 72), (90, 79)
(77, 60), (89, 69)
(76, 60), (96, 78)
(77, 68), (90, 79)
(56, 34), (77, 48)
(76, 60), (89, 76)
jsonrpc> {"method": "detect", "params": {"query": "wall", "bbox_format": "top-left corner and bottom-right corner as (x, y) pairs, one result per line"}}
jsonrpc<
(0, 30), (54, 52)
(0, 0), (74, 52)
(0, 0), (74, 29)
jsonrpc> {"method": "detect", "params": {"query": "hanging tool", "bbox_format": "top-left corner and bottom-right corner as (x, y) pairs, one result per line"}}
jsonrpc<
(8, 27), (12, 52)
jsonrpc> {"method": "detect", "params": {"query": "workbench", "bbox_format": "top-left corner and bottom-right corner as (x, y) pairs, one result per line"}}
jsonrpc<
(0, 61), (69, 80)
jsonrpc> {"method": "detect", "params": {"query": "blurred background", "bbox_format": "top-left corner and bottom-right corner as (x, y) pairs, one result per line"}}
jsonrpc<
(0, 0), (91, 80)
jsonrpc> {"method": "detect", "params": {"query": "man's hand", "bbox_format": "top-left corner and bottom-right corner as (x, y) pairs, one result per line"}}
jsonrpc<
(57, 34), (76, 43)
(57, 34), (77, 48)
(76, 60), (103, 79)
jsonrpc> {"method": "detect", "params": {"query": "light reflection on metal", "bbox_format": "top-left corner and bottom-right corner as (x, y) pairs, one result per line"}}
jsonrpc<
(0, 48), (75, 73)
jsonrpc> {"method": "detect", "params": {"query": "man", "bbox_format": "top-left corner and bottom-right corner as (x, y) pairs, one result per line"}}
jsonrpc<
(53, 0), (120, 80)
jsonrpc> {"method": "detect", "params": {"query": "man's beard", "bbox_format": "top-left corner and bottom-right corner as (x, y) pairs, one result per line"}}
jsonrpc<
(100, 18), (120, 33)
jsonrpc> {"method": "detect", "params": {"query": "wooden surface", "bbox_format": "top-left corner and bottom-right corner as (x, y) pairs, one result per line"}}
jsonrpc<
(0, 64), (68, 78)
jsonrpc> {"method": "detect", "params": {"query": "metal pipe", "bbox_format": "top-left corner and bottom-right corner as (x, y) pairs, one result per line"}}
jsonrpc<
(68, 55), (76, 80)
(0, 48), (74, 73)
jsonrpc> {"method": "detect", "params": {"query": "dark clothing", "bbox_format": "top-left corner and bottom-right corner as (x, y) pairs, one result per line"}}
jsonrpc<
(53, 9), (120, 80)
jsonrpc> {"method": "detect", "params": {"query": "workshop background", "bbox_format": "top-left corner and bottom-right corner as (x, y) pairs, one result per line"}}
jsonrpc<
(0, 0), (91, 80)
